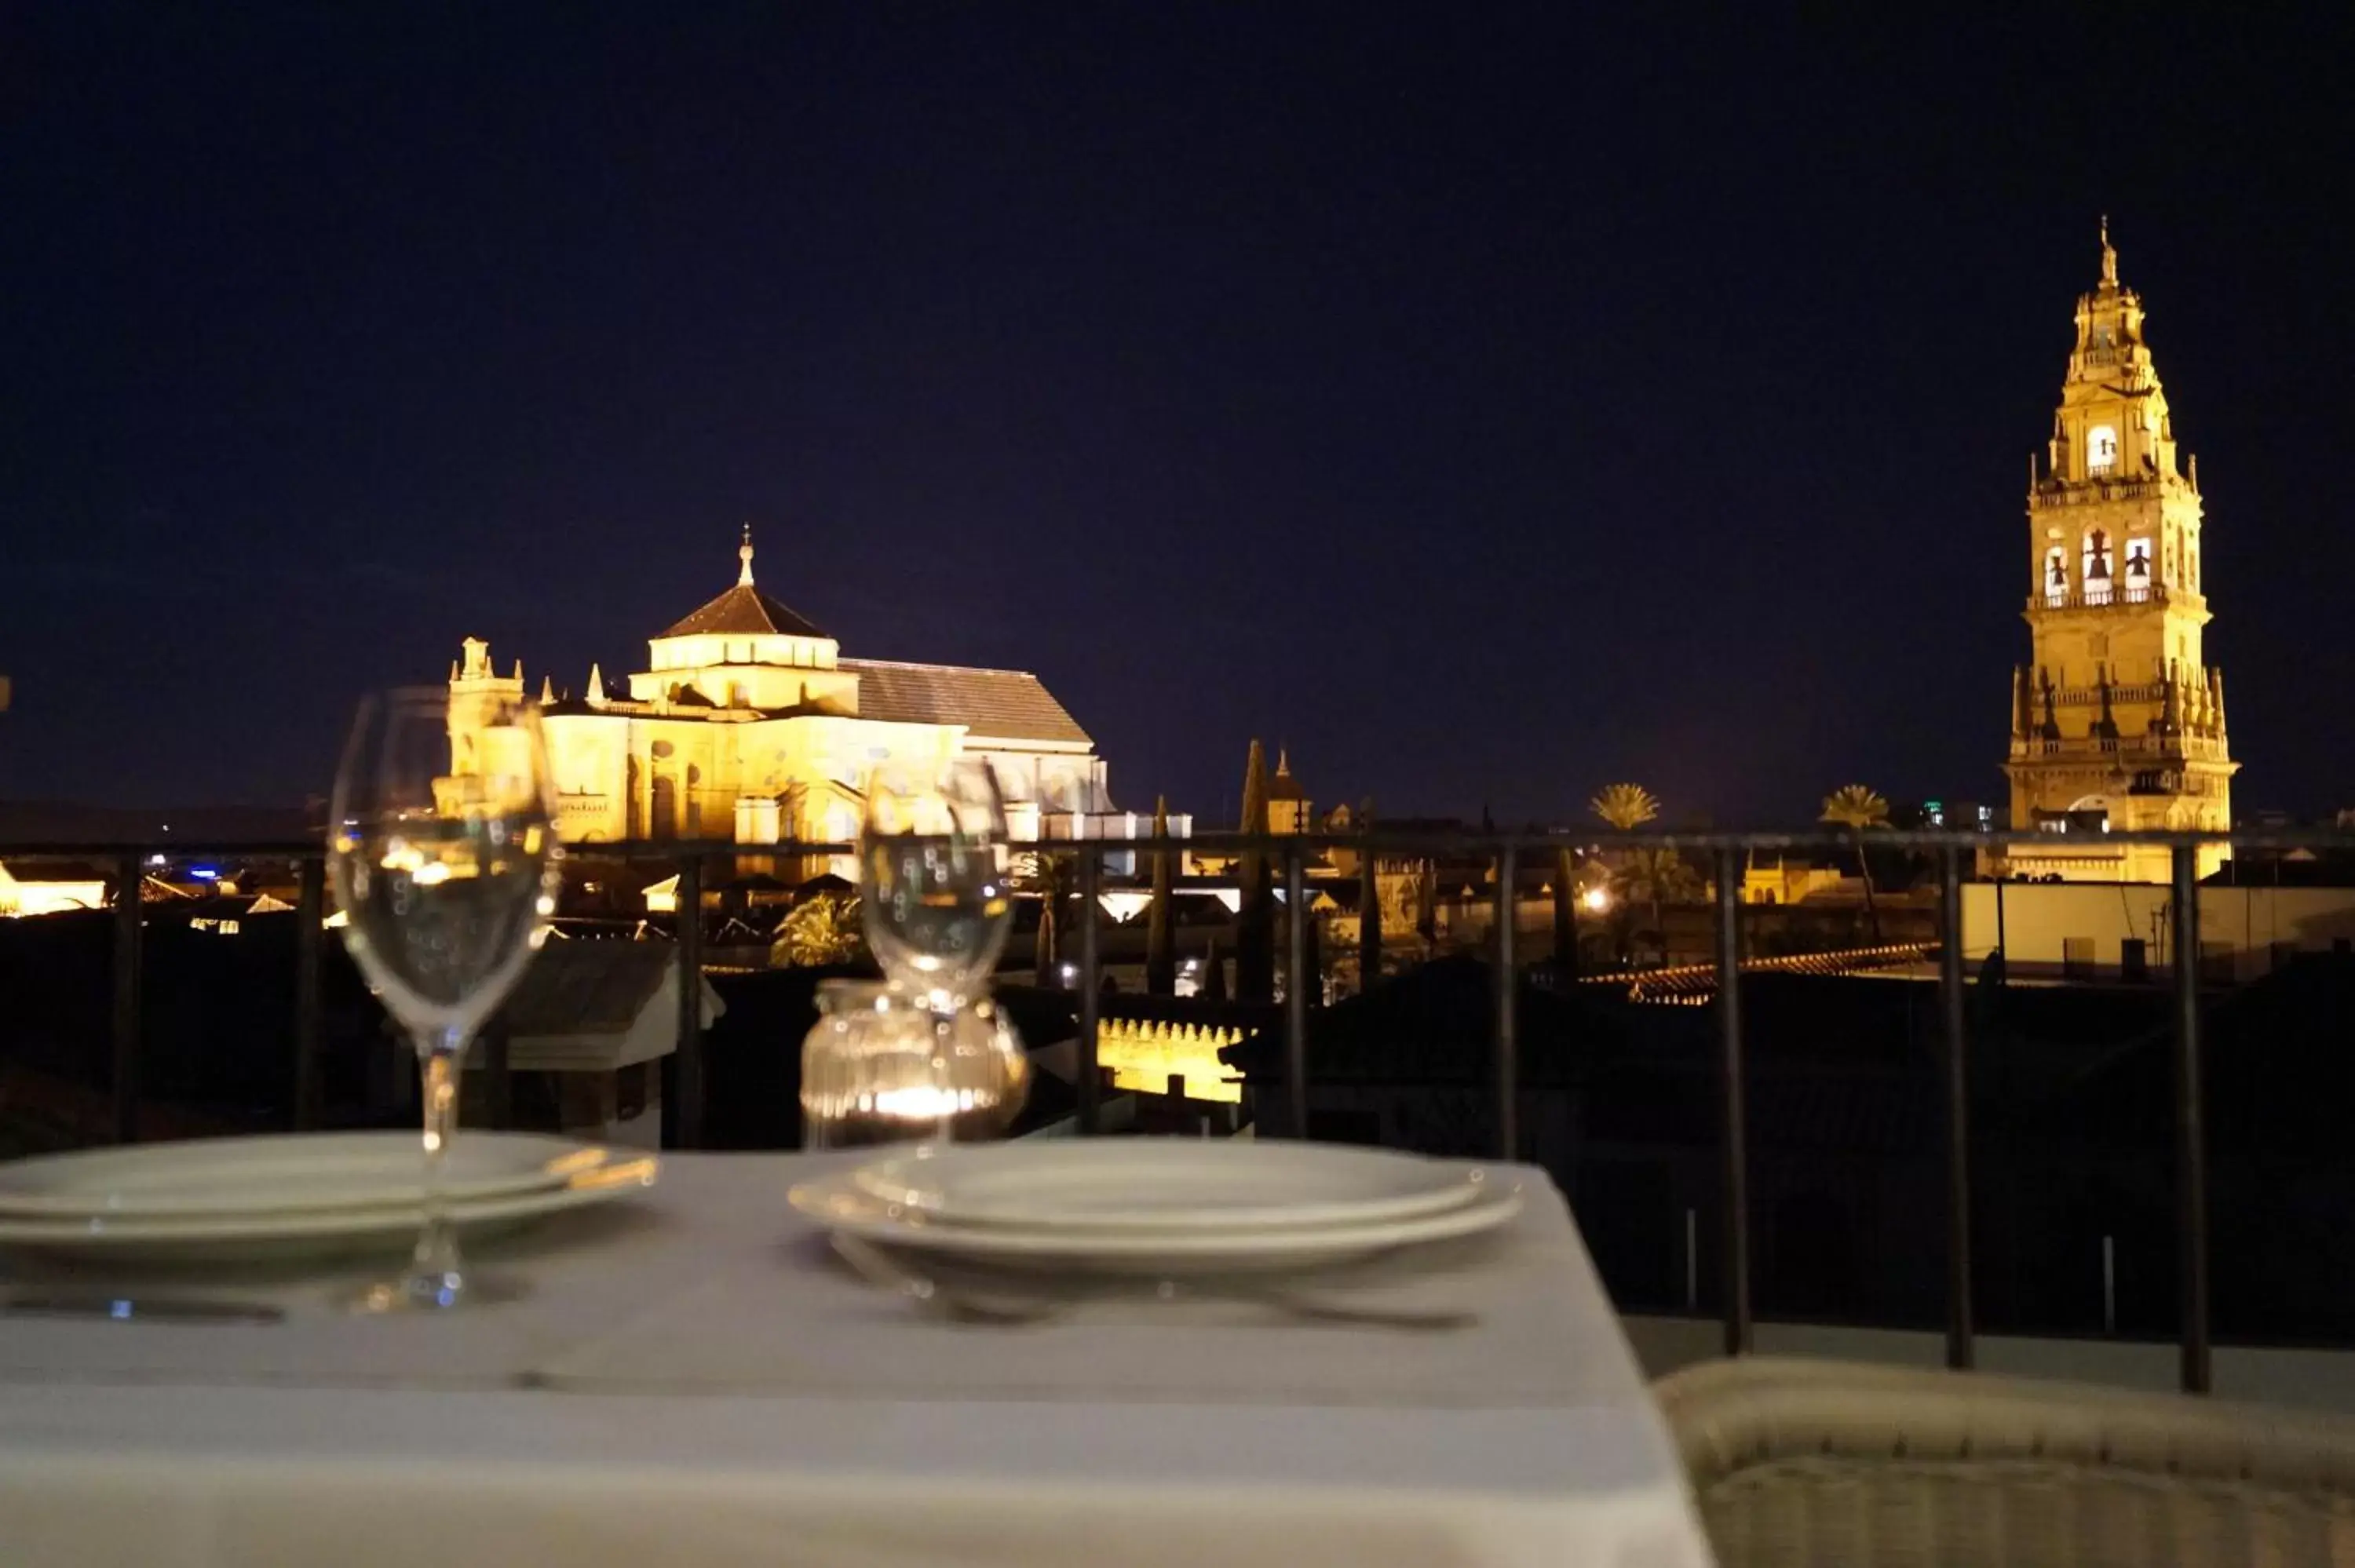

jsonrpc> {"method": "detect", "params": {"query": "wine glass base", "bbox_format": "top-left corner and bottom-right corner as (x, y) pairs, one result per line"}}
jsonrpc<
(341, 1268), (524, 1315)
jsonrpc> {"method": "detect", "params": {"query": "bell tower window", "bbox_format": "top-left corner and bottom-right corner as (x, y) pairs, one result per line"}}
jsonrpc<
(2081, 529), (2113, 604)
(2124, 537), (2152, 598)
(2043, 546), (2068, 606)
(2088, 425), (2119, 476)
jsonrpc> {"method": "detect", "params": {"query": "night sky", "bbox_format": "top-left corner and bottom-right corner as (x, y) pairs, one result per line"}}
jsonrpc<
(5, 6), (2353, 826)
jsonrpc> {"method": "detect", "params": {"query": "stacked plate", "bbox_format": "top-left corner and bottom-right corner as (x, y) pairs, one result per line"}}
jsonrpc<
(789, 1140), (1520, 1274)
(0, 1131), (658, 1264)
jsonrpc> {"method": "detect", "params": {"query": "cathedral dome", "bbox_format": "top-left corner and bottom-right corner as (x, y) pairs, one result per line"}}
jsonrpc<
(656, 529), (827, 640)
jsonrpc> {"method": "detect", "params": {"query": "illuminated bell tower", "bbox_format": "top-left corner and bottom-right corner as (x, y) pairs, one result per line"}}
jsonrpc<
(2001, 222), (2236, 883)
(447, 635), (525, 779)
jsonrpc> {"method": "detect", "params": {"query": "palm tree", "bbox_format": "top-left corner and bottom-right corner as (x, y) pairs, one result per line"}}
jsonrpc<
(1820, 783), (1891, 942)
(772, 891), (864, 968)
(1617, 846), (1700, 965)
(1590, 782), (1661, 832)
(1020, 851), (1072, 985)
(1590, 784), (1663, 963)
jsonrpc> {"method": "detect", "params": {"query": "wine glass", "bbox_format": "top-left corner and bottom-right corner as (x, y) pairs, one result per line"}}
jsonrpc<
(859, 759), (1013, 1007)
(328, 687), (558, 1311)
(813, 760), (1023, 1148)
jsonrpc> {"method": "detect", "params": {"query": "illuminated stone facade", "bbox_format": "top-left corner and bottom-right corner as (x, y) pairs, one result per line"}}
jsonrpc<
(1094, 1017), (1244, 1103)
(450, 534), (1109, 846)
(2000, 225), (2236, 884)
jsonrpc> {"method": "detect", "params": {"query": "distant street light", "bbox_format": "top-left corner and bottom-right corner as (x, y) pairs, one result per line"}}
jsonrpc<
(1582, 886), (1612, 913)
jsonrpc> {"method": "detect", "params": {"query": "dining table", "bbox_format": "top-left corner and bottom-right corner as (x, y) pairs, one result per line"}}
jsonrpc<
(0, 1150), (1714, 1568)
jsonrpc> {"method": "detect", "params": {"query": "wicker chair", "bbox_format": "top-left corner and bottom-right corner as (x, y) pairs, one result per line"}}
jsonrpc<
(1656, 1357), (2355, 1567)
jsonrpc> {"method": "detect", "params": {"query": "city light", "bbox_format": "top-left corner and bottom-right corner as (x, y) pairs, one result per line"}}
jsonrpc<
(1582, 887), (1612, 913)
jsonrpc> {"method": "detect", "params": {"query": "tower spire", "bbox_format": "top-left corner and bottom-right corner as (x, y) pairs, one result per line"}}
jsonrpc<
(738, 523), (755, 587)
(2099, 214), (2117, 288)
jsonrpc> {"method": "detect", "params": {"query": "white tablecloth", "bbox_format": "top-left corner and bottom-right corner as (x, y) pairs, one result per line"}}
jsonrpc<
(0, 1153), (1712, 1568)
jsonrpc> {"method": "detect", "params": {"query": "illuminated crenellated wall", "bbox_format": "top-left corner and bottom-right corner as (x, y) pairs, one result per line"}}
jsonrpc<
(1094, 1018), (1244, 1103)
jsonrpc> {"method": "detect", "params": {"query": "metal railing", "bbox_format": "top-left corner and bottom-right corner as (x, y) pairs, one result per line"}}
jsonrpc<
(2030, 584), (2165, 611)
(12, 823), (2355, 1390)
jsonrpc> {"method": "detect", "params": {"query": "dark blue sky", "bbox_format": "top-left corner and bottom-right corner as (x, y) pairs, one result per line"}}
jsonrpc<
(5, 5), (2353, 825)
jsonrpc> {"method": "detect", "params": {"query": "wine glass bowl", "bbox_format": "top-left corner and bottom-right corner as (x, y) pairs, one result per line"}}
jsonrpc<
(858, 760), (1013, 1005)
(328, 687), (558, 1311)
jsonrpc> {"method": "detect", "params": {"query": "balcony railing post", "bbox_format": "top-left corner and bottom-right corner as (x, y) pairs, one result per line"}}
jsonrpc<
(293, 855), (325, 1131)
(671, 853), (705, 1150)
(1493, 845), (1517, 1161)
(111, 851), (144, 1145)
(2172, 842), (2211, 1394)
(1550, 844), (1576, 988)
(1283, 842), (1309, 1139)
(1937, 845), (1974, 1370)
(1076, 846), (1102, 1135)
(1713, 846), (1751, 1356)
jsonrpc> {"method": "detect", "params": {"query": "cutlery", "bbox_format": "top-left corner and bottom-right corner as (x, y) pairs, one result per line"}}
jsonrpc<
(830, 1233), (1473, 1330)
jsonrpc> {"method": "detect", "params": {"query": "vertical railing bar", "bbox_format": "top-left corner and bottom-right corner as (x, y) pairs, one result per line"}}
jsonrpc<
(1551, 842), (1577, 990)
(1937, 845), (1974, 1370)
(2172, 842), (2211, 1394)
(1713, 846), (1751, 1356)
(1283, 842), (1309, 1140)
(293, 855), (326, 1131)
(1492, 845), (1518, 1161)
(111, 851), (144, 1146)
(1075, 845), (1102, 1135)
(672, 852), (706, 1150)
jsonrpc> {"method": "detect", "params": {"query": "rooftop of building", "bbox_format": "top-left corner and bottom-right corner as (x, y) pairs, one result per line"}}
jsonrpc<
(839, 658), (1090, 744)
(654, 532), (830, 640)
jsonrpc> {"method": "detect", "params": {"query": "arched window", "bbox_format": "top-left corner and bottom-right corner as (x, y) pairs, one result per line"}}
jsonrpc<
(2124, 537), (2152, 596)
(2044, 546), (2068, 604)
(2081, 529), (2113, 603)
(649, 775), (677, 841)
(2088, 425), (2119, 476)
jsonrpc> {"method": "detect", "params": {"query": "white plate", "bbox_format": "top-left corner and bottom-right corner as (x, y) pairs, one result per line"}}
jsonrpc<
(792, 1165), (1521, 1274)
(852, 1140), (1491, 1233)
(0, 1154), (659, 1263)
(0, 1132), (621, 1221)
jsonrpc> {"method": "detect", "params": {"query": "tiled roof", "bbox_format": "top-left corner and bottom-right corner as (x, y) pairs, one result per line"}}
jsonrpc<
(657, 584), (828, 640)
(502, 942), (680, 1037)
(841, 658), (1091, 744)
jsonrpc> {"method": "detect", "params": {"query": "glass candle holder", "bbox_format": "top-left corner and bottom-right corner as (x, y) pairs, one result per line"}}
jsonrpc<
(800, 980), (1029, 1150)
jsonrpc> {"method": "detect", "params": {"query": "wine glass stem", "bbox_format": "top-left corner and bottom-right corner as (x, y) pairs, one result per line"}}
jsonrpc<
(411, 1026), (468, 1296)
